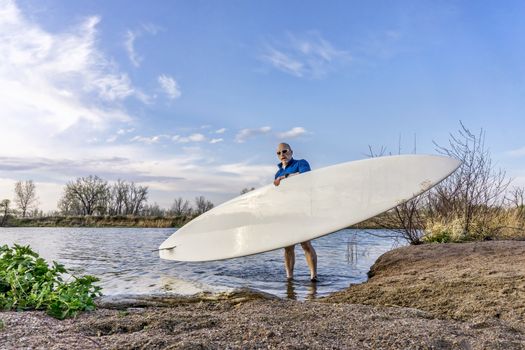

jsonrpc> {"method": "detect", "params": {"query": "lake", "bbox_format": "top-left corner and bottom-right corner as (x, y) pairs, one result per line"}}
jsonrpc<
(0, 227), (403, 300)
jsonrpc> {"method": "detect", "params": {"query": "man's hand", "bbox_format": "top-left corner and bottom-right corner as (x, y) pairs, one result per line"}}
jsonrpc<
(273, 176), (286, 186)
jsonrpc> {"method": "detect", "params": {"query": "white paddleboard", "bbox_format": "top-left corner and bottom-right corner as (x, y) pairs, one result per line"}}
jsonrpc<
(159, 155), (460, 262)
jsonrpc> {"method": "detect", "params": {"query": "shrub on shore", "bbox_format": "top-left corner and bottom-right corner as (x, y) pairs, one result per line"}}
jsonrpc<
(423, 208), (525, 243)
(0, 244), (102, 319)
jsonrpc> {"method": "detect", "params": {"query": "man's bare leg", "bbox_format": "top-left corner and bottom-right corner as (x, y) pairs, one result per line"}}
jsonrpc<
(284, 245), (295, 279)
(300, 241), (318, 281)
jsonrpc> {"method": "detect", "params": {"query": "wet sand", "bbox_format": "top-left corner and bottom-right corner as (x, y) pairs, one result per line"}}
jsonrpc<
(1, 240), (525, 349)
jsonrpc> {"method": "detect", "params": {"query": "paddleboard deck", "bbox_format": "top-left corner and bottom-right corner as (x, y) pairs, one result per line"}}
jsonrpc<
(159, 155), (460, 261)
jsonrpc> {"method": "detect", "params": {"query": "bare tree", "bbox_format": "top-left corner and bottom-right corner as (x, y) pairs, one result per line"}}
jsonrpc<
(194, 196), (214, 215)
(125, 182), (148, 215)
(58, 175), (110, 216)
(508, 186), (525, 209)
(14, 180), (38, 217)
(0, 199), (12, 226)
(140, 202), (165, 217)
(109, 179), (129, 215)
(105, 180), (149, 215)
(169, 197), (192, 217)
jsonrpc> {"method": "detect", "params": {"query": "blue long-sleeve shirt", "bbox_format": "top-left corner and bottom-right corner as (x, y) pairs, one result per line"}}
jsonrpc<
(274, 158), (311, 179)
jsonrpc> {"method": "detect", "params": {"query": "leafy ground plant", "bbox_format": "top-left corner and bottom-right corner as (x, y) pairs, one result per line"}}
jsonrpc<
(0, 244), (102, 319)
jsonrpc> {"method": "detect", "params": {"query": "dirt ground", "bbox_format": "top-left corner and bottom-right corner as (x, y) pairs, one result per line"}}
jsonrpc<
(1, 240), (525, 349)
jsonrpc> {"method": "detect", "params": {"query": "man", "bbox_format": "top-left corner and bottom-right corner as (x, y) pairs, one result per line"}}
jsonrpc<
(274, 142), (318, 282)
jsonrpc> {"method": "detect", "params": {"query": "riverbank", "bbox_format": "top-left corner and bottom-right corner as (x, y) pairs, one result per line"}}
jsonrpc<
(3, 215), (191, 228)
(1, 240), (524, 349)
(2, 214), (391, 229)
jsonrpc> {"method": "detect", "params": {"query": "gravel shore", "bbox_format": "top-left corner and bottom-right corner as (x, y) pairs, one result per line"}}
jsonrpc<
(1, 240), (525, 349)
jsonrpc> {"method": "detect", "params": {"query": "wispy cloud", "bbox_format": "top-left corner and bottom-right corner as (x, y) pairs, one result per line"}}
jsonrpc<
(214, 128), (227, 134)
(124, 23), (160, 68)
(209, 138), (223, 144)
(158, 74), (181, 100)
(506, 147), (525, 158)
(235, 126), (272, 143)
(261, 31), (351, 78)
(0, 0), (149, 159)
(277, 127), (308, 139)
(262, 48), (304, 77)
(125, 30), (141, 67)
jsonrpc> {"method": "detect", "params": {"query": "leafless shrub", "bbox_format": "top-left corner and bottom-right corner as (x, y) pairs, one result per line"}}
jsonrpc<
(429, 122), (510, 236)
(366, 144), (426, 244)
(370, 123), (515, 244)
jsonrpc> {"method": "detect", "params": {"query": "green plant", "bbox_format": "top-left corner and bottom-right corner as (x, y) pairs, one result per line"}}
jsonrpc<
(0, 244), (102, 319)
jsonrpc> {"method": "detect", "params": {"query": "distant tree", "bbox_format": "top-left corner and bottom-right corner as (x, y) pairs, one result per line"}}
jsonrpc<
(125, 182), (148, 215)
(0, 199), (12, 226)
(105, 180), (149, 216)
(194, 196), (214, 215)
(140, 202), (165, 217)
(58, 175), (109, 216)
(169, 197), (192, 216)
(240, 187), (255, 195)
(109, 179), (128, 215)
(14, 180), (38, 217)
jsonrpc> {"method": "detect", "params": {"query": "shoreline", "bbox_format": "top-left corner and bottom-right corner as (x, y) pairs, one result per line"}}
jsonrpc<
(2, 240), (524, 349)
(0, 214), (395, 229)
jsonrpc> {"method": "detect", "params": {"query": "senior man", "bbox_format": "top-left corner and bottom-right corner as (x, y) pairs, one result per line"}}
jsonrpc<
(273, 142), (318, 282)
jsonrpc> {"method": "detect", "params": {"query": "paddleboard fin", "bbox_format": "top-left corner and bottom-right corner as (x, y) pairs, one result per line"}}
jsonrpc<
(154, 245), (176, 252)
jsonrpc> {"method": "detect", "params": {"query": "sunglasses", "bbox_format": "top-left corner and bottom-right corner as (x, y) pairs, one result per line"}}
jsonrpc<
(276, 149), (290, 156)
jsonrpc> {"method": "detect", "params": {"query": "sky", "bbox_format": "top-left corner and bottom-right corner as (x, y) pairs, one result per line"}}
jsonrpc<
(1, 0), (524, 212)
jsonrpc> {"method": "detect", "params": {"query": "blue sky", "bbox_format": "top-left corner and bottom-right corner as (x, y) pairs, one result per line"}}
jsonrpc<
(1, 0), (524, 211)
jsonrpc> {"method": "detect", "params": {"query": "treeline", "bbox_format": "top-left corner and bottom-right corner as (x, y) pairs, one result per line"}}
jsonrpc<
(0, 176), (215, 227)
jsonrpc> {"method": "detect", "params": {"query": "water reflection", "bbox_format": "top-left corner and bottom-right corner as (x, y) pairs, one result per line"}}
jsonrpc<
(0, 227), (402, 300)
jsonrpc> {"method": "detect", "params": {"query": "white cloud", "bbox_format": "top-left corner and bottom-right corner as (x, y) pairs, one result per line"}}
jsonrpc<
(277, 127), (308, 139)
(261, 31), (351, 79)
(210, 138), (223, 144)
(0, 2), (278, 212)
(117, 128), (135, 135)
(124, 30), (141, 67)
(173, 133), (206, 143)
(158, 74), (181, 100)
(214, 128), (227, 134)
(106, 128), (135, 143)
(235, 126), (272, 143)
(131, 135), (169, 144)
(0, 0), (150, 159)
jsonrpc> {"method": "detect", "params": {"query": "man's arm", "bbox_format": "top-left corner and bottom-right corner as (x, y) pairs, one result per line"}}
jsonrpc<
(274, 160), (311, 186)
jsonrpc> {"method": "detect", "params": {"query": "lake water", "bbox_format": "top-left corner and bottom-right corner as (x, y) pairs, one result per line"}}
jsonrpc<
(0, 227), (403, 300)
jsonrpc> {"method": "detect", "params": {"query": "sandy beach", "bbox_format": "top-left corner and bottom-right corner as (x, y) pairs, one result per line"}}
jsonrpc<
(2, 240), (525, 349)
